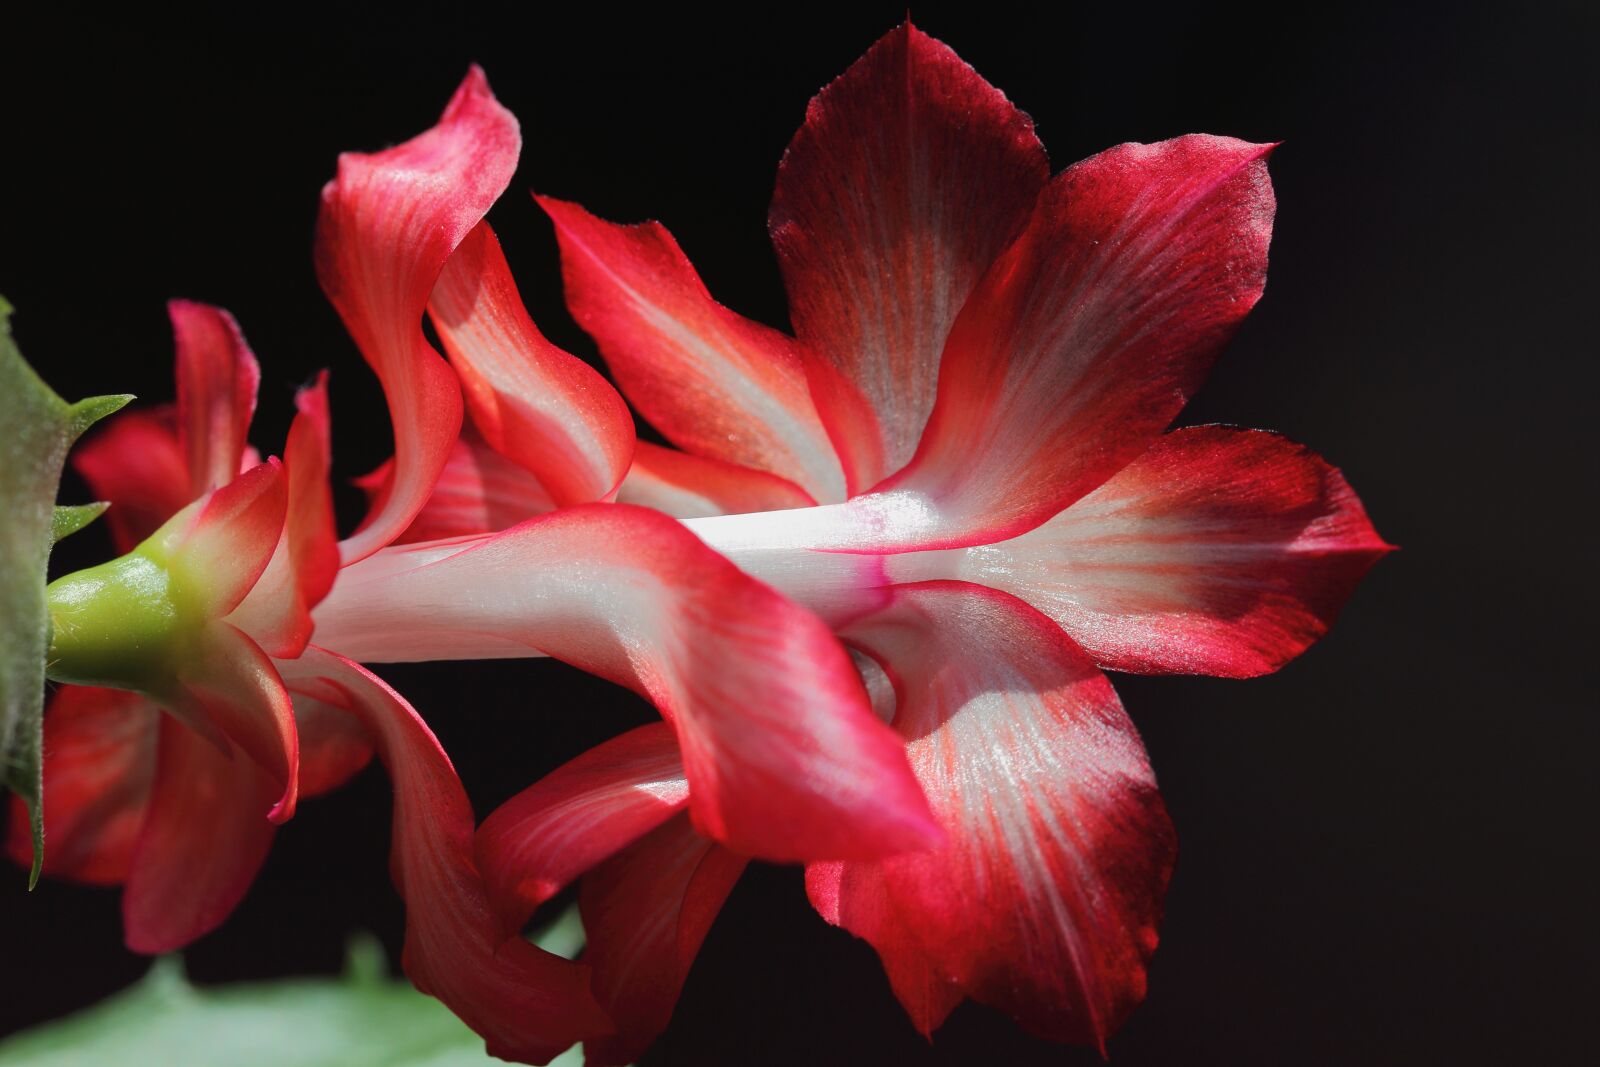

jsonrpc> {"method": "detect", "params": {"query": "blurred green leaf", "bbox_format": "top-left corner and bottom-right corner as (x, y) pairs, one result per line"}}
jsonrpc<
(0, 296), (131, 886)
(0, 915), (596, 1066)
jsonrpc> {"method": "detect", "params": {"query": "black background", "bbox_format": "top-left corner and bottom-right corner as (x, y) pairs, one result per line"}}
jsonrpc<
(1, 2), (1594, 1064)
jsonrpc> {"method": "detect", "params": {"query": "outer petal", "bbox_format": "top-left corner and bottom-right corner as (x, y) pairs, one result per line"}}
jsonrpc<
(72, 407), (189, 553)
(430, 221), (634, 504)
(580, 815), (748, 1066)
(281, 649), (610, 1064)
(874, 135), (1277, 549)
(170, 300), (260, 497)
(5, 687), (157, 885)
(312, 505), (939, 864)
(616, 441), (815, 519)
(921, 426), (1392, 677)
(169, 622), (299, 824)
(294, 688), (374, 798)
(813, 582), (1175, 1049)
(316, 67), (519, 564)
(539, 195), (846, 504)
(476, 722), (689, 936)
(770, 22), (1049, 492)
(228, 373), (339, 657)
(150, 458), (287, 620)
(121, 715), (280, 953)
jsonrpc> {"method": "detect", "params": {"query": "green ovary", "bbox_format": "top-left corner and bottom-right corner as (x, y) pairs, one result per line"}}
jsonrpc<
(45, 553), (200, 692)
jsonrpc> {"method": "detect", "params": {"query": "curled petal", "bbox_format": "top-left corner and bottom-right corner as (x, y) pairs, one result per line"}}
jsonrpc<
(281, 648), (610, 1064)
(316, 66), (519, 563)
(152, 459), (287, 620)
(122, 715), (280, 954)
(771, 21), (1049, 492)
(312, 506), (939, 863)
(228, 374), (339, 657)
(5, 687), (157, 885)
(540, 195), (846, 504)
(617, 442), (815, 519)
(815, 582), (1174, 1049)
(921, 426), (1392, 676)
(170, 300), (260, 497)
(430, 221), (634, 505)
(476, 722), (689, 936)
(581, 815), (748, 1066)
(73, 408), (189, 553)
(875, 135), (1277, 549)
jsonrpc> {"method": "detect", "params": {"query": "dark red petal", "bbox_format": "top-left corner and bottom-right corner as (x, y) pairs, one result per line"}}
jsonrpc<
(293, 688), (374, 798)
(770, 21), (1049, 493)
(311, 506), (939, 864)
(580, 815), (748, 1066)
(539, 195), (846, 503)
(875, 135), (1277, 549)
(282, 649), (611, 1064)
(316, 67), (519, 564)
(616, 441), (815, 519)
(815, 582), (1175, 1049)
(170, 623), (299, 824)
(475, 722), (688, 936)
(122, 715), (280, 953)
(5, 687), (158, 885)
(430, 221), (634, 505)
(228, 373), (339, 657)
(170, 300), (260, 497)
(954, 426), (1392, 677)
(72, 407), (190, 553)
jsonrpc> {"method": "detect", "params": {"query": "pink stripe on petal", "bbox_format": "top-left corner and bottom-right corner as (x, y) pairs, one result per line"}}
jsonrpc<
(317, 67), (519, 564)
(282, 649), (611, 1064)
(877, 135), (1278, 549)
(770, 21), (1049, 492)
(476, 722), (689, 937)
(540, 195), (846, 504)
(170, 300), (260, 498)
(817, 582), (1174, 1049)
(431, 221), (634, 505)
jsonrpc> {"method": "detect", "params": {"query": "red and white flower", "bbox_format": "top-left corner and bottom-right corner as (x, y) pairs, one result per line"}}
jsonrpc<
(310, 22), (1391, 1059)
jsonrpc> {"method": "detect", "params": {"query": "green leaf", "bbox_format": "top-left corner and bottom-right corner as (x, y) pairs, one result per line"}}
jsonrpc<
(0, 296), (132, 887)
(0, 917), (599, 1066)
(50, 502), (110, 545)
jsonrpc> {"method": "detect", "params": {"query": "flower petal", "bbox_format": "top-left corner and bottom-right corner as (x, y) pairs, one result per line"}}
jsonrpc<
(170, 300), (260, 497)
(5, 686), (158, 885)
(73, 407), (189, 553)
(151, 458), (287, 620)
(122, 715), (280, 954)
(228, 374), (339, 657)
(874, 135), (1277, 549)
(616, 442), (814, 519)
(932, 426), (1392, 677)
(813, 582), (1175, 1048)
(312, 505), (939, 863)
(430, 220), (634, 505)
(170, 622), (299, 824)
(580, 814), (748, 1066)
(476, 722), (689, 937)
(281, 648), (611, 1064)
(770, 22), (1049, 493)
(539, 195), (846, 504)
(294, 688), (373, 798)
(316, 67), (519, 564)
